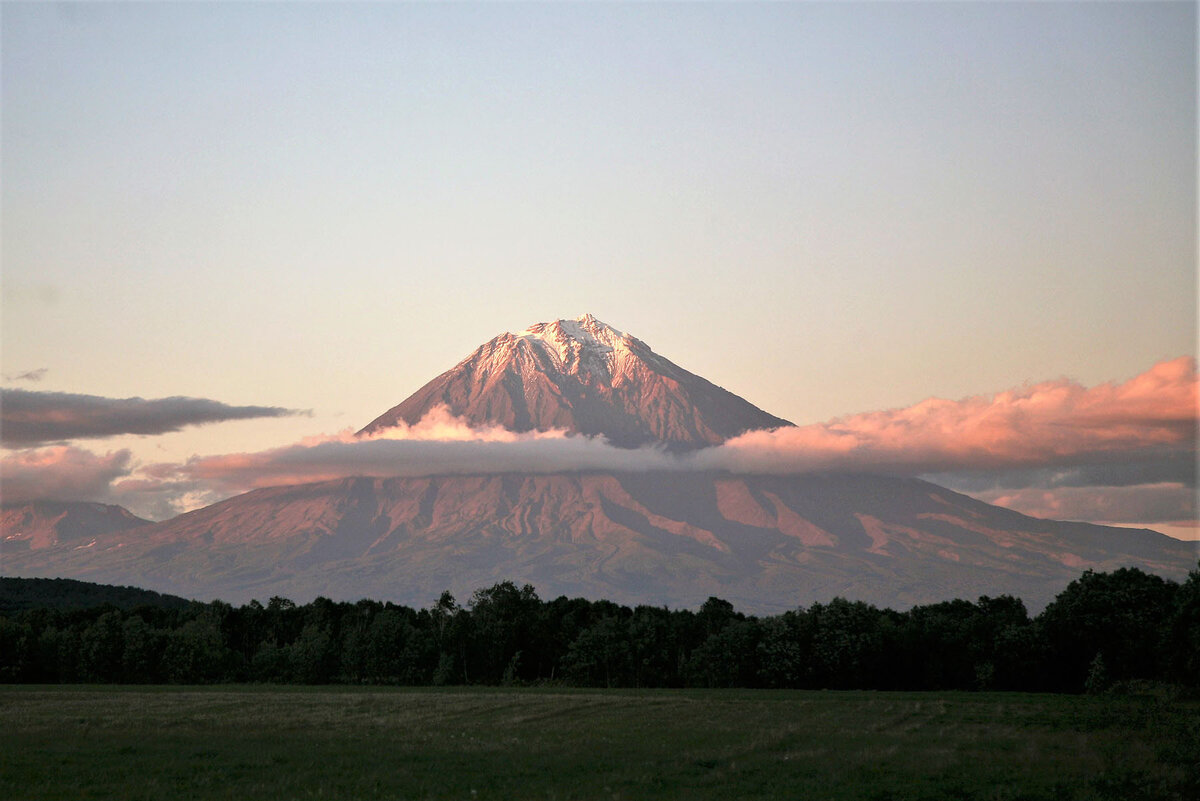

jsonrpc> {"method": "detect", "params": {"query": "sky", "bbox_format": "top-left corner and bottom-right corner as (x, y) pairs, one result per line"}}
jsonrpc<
(1, 2), (1196, 538)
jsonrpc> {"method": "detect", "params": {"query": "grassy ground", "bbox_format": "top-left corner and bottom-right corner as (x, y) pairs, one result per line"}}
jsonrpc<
(2, 685), (1197, 801)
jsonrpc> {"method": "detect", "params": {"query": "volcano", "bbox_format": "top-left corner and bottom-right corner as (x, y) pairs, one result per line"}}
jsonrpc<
(3, 315), (1195, 611)
(358, 314), (792, 449)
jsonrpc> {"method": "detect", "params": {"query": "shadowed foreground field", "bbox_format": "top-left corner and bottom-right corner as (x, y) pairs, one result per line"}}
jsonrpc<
(2, 686), (1197, 800)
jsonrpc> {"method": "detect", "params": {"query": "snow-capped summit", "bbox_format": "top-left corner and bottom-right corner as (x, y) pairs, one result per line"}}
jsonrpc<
(519, 313), (628, 357)
(502, 314), (646, 385)
(357, 314), (793, 448)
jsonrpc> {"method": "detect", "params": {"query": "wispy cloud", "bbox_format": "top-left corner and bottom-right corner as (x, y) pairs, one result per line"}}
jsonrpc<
(971, 483), (1195, 526)
(0, 389), (308, 447)
(2, 368), (48, 383)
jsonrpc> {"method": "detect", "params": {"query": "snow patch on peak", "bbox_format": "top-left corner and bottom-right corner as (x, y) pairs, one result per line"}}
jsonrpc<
(520, 314), (622, 340)
(512, 315), (642, 379)
(574, 312), (621, 335)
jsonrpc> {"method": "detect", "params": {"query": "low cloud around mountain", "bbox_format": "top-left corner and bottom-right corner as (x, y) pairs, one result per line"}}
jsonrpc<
(3, 357), (1194, 531)
(700, 356), (1195, 476)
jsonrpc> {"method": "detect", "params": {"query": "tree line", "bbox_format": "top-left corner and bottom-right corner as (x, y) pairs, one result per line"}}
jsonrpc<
(1, 566), (1196, 693)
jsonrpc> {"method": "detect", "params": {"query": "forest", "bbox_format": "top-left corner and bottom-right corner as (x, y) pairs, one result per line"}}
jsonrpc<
(1, 565), (1197, 693)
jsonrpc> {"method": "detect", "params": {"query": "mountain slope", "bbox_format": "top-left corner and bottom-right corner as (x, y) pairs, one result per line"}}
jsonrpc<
(8, 317), (1192, 613)
(0, 500), (151, 552)
(5, 472), (1192, 612)
(358, 314), (792, 448)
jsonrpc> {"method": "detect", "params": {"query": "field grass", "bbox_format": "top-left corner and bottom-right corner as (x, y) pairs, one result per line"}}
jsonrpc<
(2, 685), (1197, 801)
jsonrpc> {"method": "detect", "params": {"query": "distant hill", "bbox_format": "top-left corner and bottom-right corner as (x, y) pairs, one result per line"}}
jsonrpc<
(1, 500), (152, 550)
(0, 577), (192, 613)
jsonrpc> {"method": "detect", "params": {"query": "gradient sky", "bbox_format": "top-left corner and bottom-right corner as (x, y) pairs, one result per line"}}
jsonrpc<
(2, 3), (1196, 532)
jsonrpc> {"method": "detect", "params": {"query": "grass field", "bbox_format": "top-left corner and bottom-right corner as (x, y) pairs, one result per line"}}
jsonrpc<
(2, 686), (1197, 801)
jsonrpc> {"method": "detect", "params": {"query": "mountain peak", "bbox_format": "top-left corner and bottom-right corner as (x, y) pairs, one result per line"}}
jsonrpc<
(358, 314), (792, 447)
(518, 314), (627, 345)
(509, 314), (642, 381)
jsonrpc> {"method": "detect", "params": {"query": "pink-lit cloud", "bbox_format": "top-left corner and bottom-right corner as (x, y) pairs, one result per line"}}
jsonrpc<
(697, 356), (1197, 475)
(4, 359), (1195, 533)
(0, 446), (134, 504)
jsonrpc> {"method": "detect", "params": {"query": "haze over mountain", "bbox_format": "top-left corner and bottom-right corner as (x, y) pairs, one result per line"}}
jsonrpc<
(2, 315), (1194, 611)
(359, 314), (792, 449)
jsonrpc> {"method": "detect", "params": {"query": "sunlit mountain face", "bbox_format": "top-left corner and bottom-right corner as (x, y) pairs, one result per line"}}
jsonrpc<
(4, 472), (1193, 612)
(358, 314), (793, 449)
(1, 500), (150, 550)
(3, 316), (1194, 612)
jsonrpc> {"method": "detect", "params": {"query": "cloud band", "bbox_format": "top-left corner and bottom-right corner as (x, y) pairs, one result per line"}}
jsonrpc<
(1, 389), (305, 447)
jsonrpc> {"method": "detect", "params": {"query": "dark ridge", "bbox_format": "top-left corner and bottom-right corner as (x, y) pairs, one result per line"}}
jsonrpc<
(0, 576), (193, 613)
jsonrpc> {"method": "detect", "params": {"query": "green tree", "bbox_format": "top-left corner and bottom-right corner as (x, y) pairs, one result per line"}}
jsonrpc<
(1036, 568), (1177, 692)
(808, 598), (888, 689)
(1163, 563), (1200, 686)
(251, 638), (287, 682)
(687, 619), (761, 688)
(627, 606), (680, 688)
(365, 609), (407, 683)
(162, 616), (228, 683)
(429, 591), (469, 684)
(0, 617), (32, 681)
(288, 623), (335, 684)
(756, 610), (813, 688)
(80, 610), (124, 682)
(121, 614), (161, 683)
(468, 582), (542, 683)
(563, 616), (630, 687)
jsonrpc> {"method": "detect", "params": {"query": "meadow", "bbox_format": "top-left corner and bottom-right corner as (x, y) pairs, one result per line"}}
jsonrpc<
(2, 685), (1197, 801)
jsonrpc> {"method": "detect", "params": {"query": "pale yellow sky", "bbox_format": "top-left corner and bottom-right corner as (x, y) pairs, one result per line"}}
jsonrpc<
(2, 3), (1195, 532)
